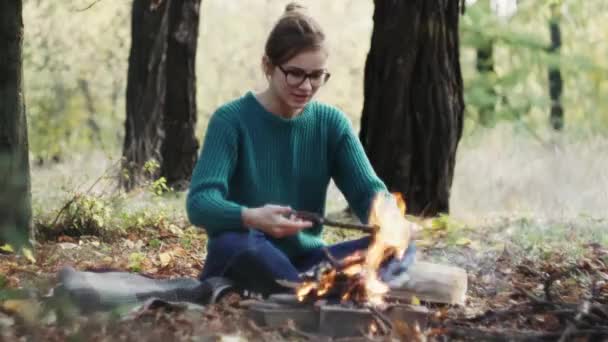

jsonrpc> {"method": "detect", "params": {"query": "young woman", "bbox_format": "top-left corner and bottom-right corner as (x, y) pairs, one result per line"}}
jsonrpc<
(187, 3), (414, 296)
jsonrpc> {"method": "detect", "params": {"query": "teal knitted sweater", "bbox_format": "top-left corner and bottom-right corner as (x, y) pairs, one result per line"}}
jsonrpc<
(186, 91), (387, 257)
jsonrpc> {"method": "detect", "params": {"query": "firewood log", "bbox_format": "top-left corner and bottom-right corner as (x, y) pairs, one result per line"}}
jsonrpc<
(388, 261), (468, 305)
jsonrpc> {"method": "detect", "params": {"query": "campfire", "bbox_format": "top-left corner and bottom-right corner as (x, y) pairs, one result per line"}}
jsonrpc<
(296, 193), (411, 306)
(249, 193), (466, 338)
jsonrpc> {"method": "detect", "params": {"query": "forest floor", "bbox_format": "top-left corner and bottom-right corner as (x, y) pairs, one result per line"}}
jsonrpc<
(1, 148), (608, 341)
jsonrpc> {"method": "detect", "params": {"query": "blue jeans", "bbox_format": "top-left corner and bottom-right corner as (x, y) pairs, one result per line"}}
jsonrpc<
(200, 230), (416, 296)
(199, 230), (415, 296)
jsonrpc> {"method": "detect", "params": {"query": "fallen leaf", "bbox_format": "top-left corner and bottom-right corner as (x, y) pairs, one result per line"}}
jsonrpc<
(469, 240), (481, 250)
(455, 237), (472, 246)
(58, 242), (79, 250)
(1, 299), (40, 324)
(172, 247), (188, 257)
(124, 239), (135, 249)
(415, 239), (435, 248)
(435, 241), (447, 249)
(159, 229), (175, 239)
(21, 248), (36, 264)
(0, 244), (14, 253)
(168, 224), (184, 236)
(0, 312), (14, 329)
(57, 235), (75, 243)
(133, 240), (144, 250)
(159, 252), (173, 267)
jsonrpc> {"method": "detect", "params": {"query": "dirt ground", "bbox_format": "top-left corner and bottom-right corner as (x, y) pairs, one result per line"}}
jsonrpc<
(2, 220), (607, 341)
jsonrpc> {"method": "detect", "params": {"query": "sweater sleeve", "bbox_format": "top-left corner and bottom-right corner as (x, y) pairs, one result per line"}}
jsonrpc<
(330, 114), (388, 224)
(186, 111), (245, 236)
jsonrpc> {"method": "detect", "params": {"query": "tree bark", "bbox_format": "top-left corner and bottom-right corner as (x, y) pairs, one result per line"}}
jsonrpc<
(122, 0), (200, 191)
(0, 0), (32, 247)
(122, 0), (170, 190)
(548, 4), (563, 131)
(160, 0), (200, 191)
(360, 0), (465, 217)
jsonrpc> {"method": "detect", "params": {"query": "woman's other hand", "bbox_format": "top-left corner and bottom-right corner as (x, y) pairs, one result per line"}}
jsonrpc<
(242, 205), (313, 238)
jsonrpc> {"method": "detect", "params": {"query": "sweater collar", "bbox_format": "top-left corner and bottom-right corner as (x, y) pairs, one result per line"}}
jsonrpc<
(245, 91), (313, 125)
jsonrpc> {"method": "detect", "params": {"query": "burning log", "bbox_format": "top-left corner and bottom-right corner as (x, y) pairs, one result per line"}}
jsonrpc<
(295, 246), (398, 305)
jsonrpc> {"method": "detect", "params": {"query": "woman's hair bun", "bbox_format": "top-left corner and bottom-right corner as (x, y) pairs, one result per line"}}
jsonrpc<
(284, 2), (306, 14)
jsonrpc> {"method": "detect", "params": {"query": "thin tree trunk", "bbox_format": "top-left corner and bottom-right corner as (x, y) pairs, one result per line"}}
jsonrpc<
(360, 0), (465, 217)
(0, 0), (32, 247)
(77, 78), (102, 144)
(160, 0), (200, 190)
(122, 0), (170, 190)
(548, 4), (563, 130)
(476, 38), (495, 126)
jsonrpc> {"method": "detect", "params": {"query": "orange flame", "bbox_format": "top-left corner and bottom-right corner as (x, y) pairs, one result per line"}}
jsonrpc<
(363, 192), (410, 305)
(295, 193), (411, 306)
(370, 322), (378, 334)
(296, 281), (317, 301)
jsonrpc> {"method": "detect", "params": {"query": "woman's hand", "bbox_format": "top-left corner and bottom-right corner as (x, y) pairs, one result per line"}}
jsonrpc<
(242, 205), (313, 238)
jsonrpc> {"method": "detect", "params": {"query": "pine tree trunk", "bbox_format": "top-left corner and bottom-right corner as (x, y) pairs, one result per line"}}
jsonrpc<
(122, 0), (170, 190)
(360, 0), (465, 217)
(0, 0), (32, 247)
(548, 4), (563, 130)
(160, 0), (200, 191)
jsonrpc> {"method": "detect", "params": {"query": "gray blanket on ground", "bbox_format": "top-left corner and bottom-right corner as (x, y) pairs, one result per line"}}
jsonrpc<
(54, 266), (234, 313)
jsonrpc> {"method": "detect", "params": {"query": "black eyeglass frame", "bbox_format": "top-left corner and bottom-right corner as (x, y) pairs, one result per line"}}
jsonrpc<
(277, 65), (331, 88)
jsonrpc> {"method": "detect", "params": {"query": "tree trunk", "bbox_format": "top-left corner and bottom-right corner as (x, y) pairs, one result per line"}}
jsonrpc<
(160, 0), (200, 191)
(122, 0), (170, 190)
(122, 0), (200, 191)
(0, 0), (32, 247)
(548, 4), (563, 131)
(359, 0), (465, 217)
(77, 78), (102, 144)
(476, 39), (495, 126)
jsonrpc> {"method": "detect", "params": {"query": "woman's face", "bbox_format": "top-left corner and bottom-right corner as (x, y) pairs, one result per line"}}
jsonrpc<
(267, 48), (330, 112)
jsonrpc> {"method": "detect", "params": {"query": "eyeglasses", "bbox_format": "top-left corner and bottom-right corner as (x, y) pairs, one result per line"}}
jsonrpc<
(277, 65), (331, 88)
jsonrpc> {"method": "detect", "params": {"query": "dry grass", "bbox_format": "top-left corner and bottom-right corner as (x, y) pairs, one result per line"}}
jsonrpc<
(30, 126), (608, 255)
(451, 125), (608, 221)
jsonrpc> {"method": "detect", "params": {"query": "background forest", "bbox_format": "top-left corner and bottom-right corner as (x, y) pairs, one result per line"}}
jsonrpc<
(25, 0), (607, 220)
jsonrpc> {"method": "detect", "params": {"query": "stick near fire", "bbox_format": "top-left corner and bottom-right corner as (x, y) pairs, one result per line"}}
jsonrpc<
(290, 210), (379, 234)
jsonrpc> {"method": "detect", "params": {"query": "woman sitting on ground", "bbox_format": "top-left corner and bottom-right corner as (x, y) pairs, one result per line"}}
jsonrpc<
(187, 3), (415, 297)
